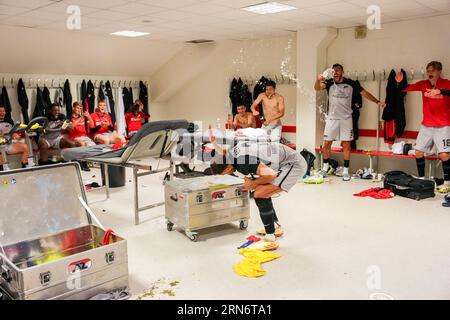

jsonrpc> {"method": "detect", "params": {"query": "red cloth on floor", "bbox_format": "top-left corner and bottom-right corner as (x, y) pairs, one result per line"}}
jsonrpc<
(354, 187), (395, 199)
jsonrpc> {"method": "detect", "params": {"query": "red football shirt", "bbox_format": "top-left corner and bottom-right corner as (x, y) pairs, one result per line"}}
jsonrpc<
(125, 112), (150, 133)
(68, 116), (90, 140)
(404, 78), (450, 127)
(90, 112), (113, 137)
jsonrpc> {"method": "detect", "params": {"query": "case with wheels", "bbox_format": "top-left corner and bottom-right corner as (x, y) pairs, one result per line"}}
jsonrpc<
(384, 171), (435, 201)
(0, 163), (128, 300)
(164, 175), (250, 241)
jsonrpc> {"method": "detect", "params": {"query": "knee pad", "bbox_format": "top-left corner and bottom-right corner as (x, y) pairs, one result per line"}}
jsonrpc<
(254, 198), (275, 234)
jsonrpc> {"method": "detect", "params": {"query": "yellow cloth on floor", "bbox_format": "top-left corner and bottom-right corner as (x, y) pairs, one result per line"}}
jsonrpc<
(234, 249), (281, 278)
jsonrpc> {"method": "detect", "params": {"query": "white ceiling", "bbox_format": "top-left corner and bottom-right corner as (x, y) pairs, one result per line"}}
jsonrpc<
(0, 0), (449, 42)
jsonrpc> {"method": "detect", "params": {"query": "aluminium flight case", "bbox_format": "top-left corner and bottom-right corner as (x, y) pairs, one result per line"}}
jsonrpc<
(0, 163), (128, 300)
(165, 175), (250, 241)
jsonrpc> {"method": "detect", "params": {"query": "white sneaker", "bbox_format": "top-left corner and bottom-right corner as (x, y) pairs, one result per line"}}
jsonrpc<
(335, 167), (344, 177)
(264, 234), (277, 242)
(319, 169), (328, 177)
(256, 224), (284, 237)
(343, 173), (351, 181)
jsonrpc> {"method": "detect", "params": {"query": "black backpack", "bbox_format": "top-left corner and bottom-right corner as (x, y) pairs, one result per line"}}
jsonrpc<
(384, 171), (435, 201)
(402, 143), (413, 155)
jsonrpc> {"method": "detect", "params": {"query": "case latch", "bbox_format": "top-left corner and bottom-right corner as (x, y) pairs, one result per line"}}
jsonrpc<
(40, 271), (51, 286)
(105, 252), (115, 264)
(0, 259), (11, 284)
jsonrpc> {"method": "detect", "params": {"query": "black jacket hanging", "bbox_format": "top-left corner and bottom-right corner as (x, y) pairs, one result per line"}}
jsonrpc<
(33, 86), (46, 118)
(229, 78), (240, 116)
(122, 87), (131, 112)
(81, 80), (88, 112)
(87, 80), (95, 113)
(43, 86), (52, 113)
(351, 80), (363, 149)
(64, 79), (72, 119)
(242, 84), (252, 111)
(123, 87), (134, 111)
(139, 81), (149, 123)
(253, 76), (267, 120)
(17, 79), (29, 124)
(129, 87), (134, 105)
(0, 86), (12, 118)
(105, 81), (116, 125)
(382, 69), (407, 138)
(98, 81), (106, 101)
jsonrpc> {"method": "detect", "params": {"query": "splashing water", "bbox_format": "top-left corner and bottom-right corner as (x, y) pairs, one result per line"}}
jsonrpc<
(322, 68), (335, 80)
(225, 36), (329, 123)
(280, 38), (297, 83)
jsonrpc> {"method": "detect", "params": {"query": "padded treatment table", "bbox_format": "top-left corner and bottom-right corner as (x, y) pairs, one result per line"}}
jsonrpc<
(182, 128), (277, 144)
(62, 120), (190, 225)
(177, 128), (281, 162)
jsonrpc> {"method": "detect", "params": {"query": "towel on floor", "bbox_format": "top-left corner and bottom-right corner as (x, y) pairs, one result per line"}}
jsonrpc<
(234, 249), (281, 278)
(354, 187), (395, 199)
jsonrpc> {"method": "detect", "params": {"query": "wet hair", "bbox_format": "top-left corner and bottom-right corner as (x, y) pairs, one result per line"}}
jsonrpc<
(0, 105), (5, 110)
(210, 154), (235, 175)
(50, 103), (60, 109)
(266, 80), (276, 89)
(427, 61), (442, 71)
(98, 99), (106, 105)
(210, 162), (232, 175)
(333, 63), (344, 71)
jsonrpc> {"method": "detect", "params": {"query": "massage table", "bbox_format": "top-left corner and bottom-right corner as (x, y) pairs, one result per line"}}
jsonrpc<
(62, 120), (190, 225)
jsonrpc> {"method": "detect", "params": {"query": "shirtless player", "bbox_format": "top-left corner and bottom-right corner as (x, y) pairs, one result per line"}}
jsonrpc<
(228, 105), (256, 130)
(251, 80), (285, 141)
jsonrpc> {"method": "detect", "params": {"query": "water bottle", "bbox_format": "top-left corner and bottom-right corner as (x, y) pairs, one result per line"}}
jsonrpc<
(322, 68), (334, 80)
(216, 118), (221, 130)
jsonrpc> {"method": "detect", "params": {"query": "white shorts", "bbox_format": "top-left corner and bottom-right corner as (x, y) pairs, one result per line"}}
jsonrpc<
(324, 118), (353, 142)
(5, 143), (14, 154)
(261, 122), (282, 142)
(416, 125), (450, 154)
(271, 158), (308, 192)
(4, 139), (24, 154)
(74, 136), (96, 147)
(40, 136), (63, 149)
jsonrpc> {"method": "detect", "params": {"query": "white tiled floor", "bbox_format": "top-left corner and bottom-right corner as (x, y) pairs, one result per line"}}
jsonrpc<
(83, 166), (450, 300)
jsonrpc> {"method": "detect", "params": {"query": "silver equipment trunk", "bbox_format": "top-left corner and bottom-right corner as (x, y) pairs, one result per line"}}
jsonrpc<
(0, 163), (128, 300)
(164, 175), (250, 241)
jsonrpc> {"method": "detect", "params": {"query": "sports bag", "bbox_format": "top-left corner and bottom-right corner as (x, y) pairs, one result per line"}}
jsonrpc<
(384, 171), (435, 201)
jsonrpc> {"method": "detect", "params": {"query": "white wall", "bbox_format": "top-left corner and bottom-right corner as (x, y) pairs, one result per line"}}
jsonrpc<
(325, 14), (450, 175)
(150, 36), (298, 142)
(296, 27), (337, 152)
